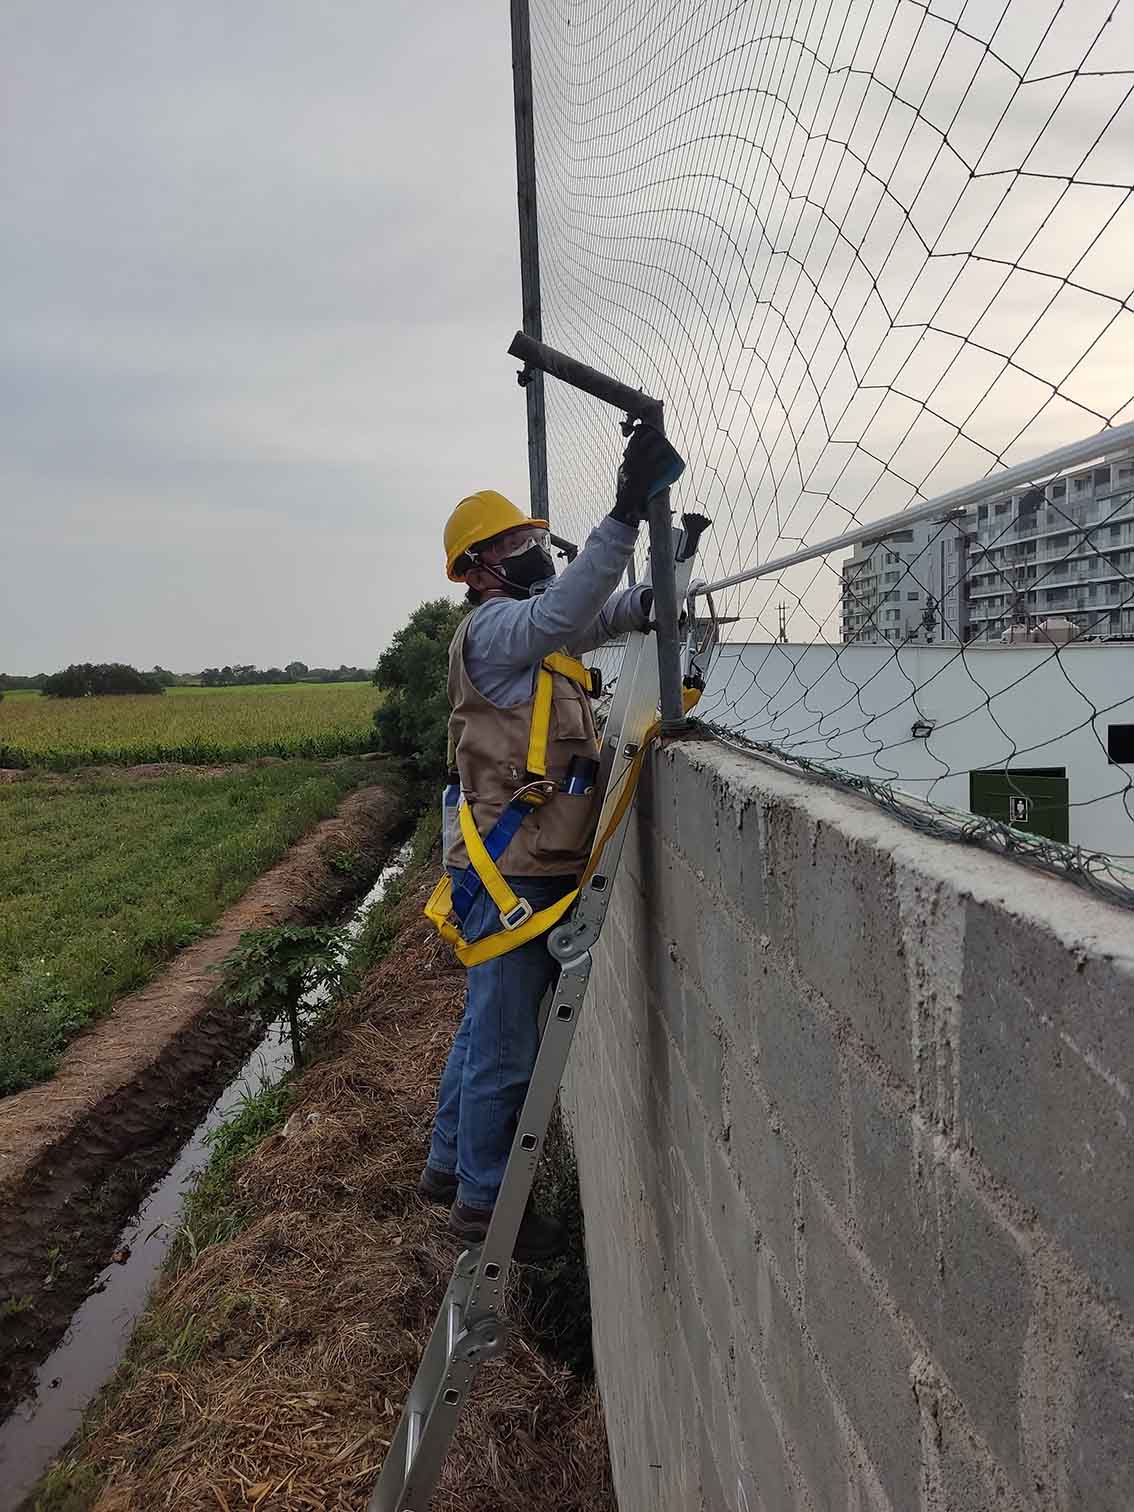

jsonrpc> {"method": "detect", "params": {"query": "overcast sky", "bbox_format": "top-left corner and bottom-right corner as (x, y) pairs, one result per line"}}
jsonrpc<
(2, 1), (528, 674)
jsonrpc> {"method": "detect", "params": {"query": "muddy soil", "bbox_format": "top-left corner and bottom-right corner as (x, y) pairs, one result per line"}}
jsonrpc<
(30, 860), (615, 1511)
(0, 783), (400, 1413)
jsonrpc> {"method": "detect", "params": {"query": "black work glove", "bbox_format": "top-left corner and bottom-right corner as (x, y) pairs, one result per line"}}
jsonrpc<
(610, 423), (686, 526)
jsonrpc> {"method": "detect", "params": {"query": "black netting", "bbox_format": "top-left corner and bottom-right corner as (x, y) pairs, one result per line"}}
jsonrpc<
(528, 0), (1134, 905)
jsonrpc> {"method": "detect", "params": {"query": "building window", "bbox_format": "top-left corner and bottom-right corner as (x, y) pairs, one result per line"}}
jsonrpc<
(1108, 725), (1134, 763)
(907, 592), (920, 600)
(1095, 467), (1112, 486)
(1051, 481), (1067, 498)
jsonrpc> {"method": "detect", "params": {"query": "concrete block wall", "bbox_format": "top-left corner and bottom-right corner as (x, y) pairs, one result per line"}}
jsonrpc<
(561, 738), (1134, 1512)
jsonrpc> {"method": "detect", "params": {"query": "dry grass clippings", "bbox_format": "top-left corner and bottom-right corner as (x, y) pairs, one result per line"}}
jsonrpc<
(58, 870), (614, 1512)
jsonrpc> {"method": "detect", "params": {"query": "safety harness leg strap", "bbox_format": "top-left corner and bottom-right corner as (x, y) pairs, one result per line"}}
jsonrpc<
(455, 800), (531, 929)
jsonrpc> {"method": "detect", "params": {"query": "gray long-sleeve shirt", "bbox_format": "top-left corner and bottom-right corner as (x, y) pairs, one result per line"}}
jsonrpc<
(464, 515), (648, 707)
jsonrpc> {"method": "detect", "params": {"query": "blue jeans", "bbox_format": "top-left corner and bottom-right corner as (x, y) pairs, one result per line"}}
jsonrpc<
(428, 869), (572, 1209)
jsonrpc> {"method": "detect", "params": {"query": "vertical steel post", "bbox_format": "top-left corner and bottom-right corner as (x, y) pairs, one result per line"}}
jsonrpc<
(645, 409), (685, 731)
(510, 0), (549, 525)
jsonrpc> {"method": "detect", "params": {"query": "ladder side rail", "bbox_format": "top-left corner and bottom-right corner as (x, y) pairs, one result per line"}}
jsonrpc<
(589, 580), (652, 800)
(363, 593), (662, 1511)
(369, 327), (705, 1511)
(369, 1254), (478, 1511)
(469, 534), (704, 1307)
(368, 533), (703, 1512)
(550, 536), (703, 962)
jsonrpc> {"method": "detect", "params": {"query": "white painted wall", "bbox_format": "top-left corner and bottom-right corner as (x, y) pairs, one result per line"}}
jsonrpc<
(683, 642), (1134, 858)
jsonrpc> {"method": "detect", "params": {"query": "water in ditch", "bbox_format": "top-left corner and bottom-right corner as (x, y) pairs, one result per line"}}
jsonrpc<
(0, 841), (413, 1511)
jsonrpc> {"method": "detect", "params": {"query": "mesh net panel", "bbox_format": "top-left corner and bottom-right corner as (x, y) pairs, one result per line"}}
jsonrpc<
(528, 0), (1134, 903)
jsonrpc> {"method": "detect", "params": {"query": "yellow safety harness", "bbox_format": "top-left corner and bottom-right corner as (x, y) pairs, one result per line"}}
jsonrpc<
(425, 655), (701, 967)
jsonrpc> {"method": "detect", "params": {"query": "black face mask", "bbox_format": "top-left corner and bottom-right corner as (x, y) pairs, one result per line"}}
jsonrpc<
(491, 543), (556, 598)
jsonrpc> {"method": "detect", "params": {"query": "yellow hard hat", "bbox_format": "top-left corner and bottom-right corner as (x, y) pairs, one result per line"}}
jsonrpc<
(443, 490), (549, 581)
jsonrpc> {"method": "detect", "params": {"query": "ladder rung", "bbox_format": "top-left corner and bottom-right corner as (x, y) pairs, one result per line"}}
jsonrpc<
(406, 1410), (423, 1476)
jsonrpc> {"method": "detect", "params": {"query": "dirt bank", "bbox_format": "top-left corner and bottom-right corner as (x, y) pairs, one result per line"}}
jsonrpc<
(33, 860), (615, 1510)
(0, 783), (401, 1413)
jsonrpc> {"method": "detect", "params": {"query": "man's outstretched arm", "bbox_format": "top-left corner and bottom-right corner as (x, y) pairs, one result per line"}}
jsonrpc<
(565, 583), (652, 655)
(464, 516), (641, 698)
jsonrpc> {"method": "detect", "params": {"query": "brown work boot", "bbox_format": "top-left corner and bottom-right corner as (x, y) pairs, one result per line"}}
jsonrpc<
(416, 1165), (459, 1204)
(448, 1200), (563, 1263)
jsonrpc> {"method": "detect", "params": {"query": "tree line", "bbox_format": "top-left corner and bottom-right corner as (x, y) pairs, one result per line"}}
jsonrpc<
(198, 662), (370, 687)
(1, 662), (374, 698)
(4, 602), (476, 788)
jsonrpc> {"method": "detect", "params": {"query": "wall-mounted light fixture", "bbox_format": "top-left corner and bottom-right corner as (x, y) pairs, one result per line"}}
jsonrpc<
(911, 719), (935, 739)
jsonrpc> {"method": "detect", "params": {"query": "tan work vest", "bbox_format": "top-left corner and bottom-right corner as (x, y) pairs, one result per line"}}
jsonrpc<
(445, 612), (600, 878)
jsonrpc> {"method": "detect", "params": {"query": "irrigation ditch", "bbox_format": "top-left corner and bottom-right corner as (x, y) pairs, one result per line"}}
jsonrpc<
(0, 781), (403, 1451)
(1, 795), (614, 1510)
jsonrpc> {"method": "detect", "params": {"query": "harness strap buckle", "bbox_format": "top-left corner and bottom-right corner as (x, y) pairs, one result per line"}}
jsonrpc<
(500, 898), (534, 931)
(511, 779), (557, 808)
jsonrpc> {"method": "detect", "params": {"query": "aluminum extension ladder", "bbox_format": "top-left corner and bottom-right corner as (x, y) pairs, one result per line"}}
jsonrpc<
(367, 338), (708, 1512)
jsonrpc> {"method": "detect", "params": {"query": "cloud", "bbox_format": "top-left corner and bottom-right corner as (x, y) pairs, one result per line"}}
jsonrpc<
(1, 0), (532, 671)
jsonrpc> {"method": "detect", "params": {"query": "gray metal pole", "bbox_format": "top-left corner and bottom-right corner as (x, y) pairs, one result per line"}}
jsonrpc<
(646, 464), (685, 732)
(692, 419), (1134, 597)
(508, 332), (662, 424)
(510, 0), (549, 524)
(507, 332), (686, 729)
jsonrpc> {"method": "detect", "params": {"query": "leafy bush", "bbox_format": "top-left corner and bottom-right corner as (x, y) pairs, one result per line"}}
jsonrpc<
(42, 663), (165, 698)
(372, 599), (466, 781)
(217, 924), (347, 1067)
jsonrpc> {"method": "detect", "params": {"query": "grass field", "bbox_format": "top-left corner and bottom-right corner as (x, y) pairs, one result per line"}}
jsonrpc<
(0, 761), (378, 1096)
(0, 683), (382, 770)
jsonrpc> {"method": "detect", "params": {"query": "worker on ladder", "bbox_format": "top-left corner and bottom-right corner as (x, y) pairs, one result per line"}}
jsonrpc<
(419, 423), (685, 1260)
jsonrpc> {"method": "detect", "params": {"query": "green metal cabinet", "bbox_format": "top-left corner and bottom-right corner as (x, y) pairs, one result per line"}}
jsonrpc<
(969, 767), (1069, 843)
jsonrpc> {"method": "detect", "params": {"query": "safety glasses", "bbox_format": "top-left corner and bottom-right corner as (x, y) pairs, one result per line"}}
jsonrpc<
(491, 529), (551, 561)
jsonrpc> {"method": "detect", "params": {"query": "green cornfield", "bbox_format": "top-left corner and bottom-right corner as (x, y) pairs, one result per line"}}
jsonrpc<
(0, 683), (383, 770)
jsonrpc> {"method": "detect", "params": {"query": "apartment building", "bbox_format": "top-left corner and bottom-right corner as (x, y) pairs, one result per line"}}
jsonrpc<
(840, 518), (968, 644)
(841, 444), (1134, 644)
